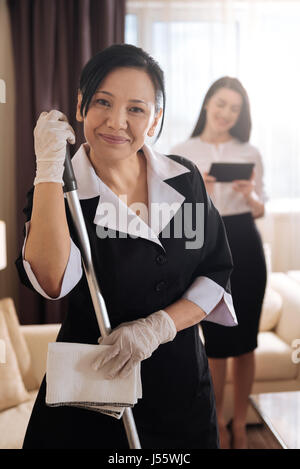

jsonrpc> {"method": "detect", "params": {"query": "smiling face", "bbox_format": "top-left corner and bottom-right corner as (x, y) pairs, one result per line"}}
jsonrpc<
(76, 67), (162, 164)
(204, 87), (243, 137)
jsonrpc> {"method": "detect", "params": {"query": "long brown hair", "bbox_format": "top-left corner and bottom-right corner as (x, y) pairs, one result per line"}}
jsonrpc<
(191, 76), (251, 142)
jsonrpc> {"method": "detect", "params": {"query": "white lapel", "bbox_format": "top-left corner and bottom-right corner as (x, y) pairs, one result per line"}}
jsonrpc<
(69, 143), (190, 248)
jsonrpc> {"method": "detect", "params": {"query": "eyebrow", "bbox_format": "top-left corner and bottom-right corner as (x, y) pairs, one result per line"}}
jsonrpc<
(95, 90), (147, 105)
(217, 97), (241, 108)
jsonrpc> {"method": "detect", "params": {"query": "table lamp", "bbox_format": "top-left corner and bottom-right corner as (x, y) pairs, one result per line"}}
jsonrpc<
(0, 220), (7, 270)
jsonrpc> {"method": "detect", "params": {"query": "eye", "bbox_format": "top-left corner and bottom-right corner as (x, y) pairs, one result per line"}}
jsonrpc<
(95, 98), (110, 107)
(129, 106), (145, 114)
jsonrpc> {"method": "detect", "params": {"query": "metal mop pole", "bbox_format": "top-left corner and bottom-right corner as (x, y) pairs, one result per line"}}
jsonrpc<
(63, 147), (141, 449)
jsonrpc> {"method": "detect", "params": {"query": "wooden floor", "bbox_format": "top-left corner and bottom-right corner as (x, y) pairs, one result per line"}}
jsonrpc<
(246, 424), (282, 449)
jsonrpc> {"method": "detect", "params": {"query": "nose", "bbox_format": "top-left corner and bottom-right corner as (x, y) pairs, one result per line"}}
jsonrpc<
(106, 106), (128, 130)
(219, 108), (231, 120)
(222, 106), (237, 122)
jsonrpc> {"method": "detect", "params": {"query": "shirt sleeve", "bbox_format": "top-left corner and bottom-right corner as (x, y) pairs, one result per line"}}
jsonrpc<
(253, 148), (268, 203)
(21, 221), (83, 300)
(182, 166), (238, 327)
(183, 276), (237, 326)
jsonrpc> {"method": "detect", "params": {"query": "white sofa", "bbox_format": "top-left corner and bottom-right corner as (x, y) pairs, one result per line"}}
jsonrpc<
(0, 322), (59, 449)
(1, 271), (300, 449)
(219, 272), (300, 423)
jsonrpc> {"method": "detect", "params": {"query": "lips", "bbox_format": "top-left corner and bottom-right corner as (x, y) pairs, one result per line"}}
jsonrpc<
(98, 133), (130, 144)
(216, 118), (230, 126)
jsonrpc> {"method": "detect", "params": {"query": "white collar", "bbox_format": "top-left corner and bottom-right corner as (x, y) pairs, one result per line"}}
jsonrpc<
(69, 143), (190, 248)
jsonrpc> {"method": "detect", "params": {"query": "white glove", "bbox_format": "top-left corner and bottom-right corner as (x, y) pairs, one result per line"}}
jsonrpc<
(33, 110), (75, 186)
(92, 310), (177, 379)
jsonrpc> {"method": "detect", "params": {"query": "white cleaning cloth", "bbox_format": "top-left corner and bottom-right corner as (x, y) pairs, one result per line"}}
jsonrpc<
(45, 342), (142, 419)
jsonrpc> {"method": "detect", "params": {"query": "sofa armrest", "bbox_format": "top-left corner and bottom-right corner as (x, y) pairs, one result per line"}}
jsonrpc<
(270, 273), (300, 348)
(20, 324), (60, 389)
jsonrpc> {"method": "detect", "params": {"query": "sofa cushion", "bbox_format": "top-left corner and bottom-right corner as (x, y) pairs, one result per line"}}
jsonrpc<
(270, 273), (300, 346)
(0, 312), (30, 411)
(226, 332), (298, 382)
(21, 324), (60, 391)
(287, 270), (300, 284)
(259, 286), (283, 332)
(0, 390), (37, 449)
(0, 298), (32, 388)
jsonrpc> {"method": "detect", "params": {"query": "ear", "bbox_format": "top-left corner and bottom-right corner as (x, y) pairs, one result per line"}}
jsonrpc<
(76, 91), (84, 122)
(147, 108), (163, 137)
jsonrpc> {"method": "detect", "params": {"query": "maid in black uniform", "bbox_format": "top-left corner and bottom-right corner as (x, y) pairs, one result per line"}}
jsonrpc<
(172, 77), (267, 449)
(16, 46), (237, 449)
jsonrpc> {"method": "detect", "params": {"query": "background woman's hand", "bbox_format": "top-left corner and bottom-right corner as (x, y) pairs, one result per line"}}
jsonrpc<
(203, 172), (216, 196)
(232, 170), (255, 199)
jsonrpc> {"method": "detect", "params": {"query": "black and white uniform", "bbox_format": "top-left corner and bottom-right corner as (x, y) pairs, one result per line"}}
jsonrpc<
(172, 137), (267, 358)
(16, 143), (237, 449)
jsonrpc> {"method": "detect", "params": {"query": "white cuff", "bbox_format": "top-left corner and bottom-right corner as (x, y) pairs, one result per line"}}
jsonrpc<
(22, 221), (83, 300)
(183, 276), (238, 327)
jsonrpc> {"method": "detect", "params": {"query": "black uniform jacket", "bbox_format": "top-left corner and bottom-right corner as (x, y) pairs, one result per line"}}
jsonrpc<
(16, 143), (235, 449)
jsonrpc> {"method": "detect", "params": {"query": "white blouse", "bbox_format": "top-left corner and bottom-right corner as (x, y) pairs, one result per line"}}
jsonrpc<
(22, 143), (237, 327)
(171, 137), (267, 217)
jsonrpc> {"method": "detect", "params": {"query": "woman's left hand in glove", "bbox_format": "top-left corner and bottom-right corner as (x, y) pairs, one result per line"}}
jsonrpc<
(92, 310), (177, 379)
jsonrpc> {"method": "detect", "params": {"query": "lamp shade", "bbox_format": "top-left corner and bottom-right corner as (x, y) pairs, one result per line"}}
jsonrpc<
(0, 220), (7, 270)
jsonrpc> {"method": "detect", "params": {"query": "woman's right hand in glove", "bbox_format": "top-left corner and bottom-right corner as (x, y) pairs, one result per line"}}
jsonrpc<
(34, 110), (75, 186)
(92, 310), (177, 379)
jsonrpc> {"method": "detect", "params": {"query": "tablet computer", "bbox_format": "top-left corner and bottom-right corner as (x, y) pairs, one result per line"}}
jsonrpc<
(208, 162), (255, 182)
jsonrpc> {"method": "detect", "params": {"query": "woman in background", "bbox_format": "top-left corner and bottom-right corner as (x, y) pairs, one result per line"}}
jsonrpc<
(172, 77), (267, 449)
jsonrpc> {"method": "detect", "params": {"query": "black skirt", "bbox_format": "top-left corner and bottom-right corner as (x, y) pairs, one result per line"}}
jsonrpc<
(201, 212), (267, 358)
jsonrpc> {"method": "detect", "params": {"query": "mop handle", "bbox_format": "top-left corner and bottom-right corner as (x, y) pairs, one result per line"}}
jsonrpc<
(62, 145), (77, 192)
(62, 146), (141, 450)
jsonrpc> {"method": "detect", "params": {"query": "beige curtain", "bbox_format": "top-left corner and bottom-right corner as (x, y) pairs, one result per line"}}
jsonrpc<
(8, 0), (125, 324)
(0, 0), (18, 308)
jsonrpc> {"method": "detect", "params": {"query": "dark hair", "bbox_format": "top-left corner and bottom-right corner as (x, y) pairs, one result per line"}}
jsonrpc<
(79, 43), (166, 140)
(191, 76), (251, 142)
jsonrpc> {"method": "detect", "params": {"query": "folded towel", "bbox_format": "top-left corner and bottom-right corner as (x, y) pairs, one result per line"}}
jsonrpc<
(45, 342), (142, 419)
